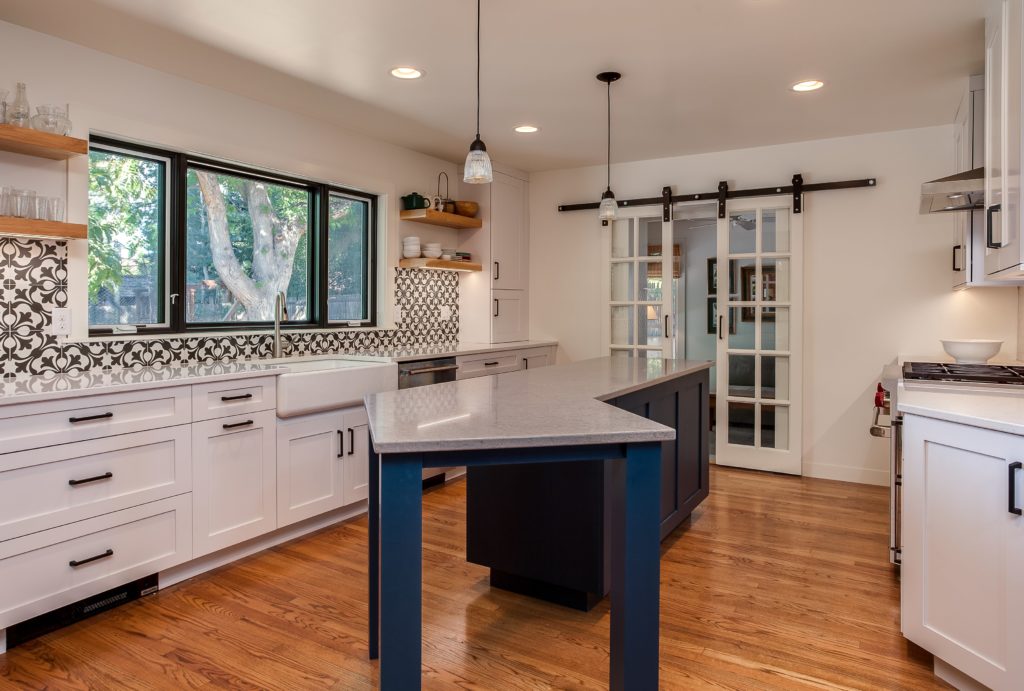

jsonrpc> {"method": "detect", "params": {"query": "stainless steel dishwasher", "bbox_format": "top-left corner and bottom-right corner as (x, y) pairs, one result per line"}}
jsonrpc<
(397, 357), (459, 484)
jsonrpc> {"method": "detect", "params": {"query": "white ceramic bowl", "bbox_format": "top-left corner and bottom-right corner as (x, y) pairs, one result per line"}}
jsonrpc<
(941, 339), (1003, 364)
(402, 248), (422, 259)
(403, 236), (419, 244)
(423, 249), (443, 258)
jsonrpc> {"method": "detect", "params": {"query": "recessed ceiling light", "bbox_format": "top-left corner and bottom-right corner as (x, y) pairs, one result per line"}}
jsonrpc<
(514, 125), (539, 133)
(792, 79), (824, 92)
(390, 66), (423, 79)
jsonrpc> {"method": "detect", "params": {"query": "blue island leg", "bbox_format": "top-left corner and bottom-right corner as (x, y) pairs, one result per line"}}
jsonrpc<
(379, 454), (424, 690)
(610, 441), (661, 691)
(369, 451), (380, 660)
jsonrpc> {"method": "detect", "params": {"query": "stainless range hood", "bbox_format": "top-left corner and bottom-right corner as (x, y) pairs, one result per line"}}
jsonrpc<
(919, 167), (984, 213)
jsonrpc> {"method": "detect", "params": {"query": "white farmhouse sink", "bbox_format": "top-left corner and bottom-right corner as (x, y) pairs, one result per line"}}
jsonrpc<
(271, 356), (397, 418)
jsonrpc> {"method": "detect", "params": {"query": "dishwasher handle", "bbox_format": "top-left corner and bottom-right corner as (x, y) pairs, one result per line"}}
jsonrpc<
(403, 364), (460, 376)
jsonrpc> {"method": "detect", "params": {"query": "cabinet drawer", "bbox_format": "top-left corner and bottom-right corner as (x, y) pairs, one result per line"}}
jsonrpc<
(0, 494), (192, 629)
(0, 387), (192, 455)
(192, 376), (277, 422)
(0, 426), (192, 542)
(456, 351), (522, 379)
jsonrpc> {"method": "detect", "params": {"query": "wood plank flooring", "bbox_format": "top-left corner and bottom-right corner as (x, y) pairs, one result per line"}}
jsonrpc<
(0, 467), (948, 690)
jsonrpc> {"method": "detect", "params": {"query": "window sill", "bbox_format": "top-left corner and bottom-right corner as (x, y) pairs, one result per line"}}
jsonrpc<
(80, 323), (394, 343)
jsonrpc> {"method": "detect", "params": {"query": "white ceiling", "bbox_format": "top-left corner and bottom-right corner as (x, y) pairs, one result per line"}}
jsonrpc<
(0, 0), (988, 172)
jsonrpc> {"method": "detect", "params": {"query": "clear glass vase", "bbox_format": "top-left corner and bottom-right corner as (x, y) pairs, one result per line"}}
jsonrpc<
(9, 83), (30, 128)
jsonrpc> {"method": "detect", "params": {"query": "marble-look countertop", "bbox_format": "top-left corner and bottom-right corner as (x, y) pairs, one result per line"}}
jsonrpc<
(365, 356), (712, 454)
(383, 340), (557, 362)
(897, 381), (1024, 436)
(0, 361), (289, 406)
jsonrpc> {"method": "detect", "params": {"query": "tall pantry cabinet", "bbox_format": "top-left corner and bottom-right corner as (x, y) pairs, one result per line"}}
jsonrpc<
(458, 169), (530, 343)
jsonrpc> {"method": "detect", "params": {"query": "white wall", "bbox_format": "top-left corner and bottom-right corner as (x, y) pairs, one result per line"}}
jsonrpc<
(530, 126), (1020, 485)
(0, 20), (462, 339)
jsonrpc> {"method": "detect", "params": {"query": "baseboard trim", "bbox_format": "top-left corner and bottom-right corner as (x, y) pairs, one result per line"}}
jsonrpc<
(802, 461), (889, 486)
(160, 500), (368, 588)
(933, 657), (989, 691)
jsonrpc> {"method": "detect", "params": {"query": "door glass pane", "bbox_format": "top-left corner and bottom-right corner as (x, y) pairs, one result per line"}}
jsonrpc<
(610, 262), (634, 302)
(729, 212), (756, 254)
(639, 262), (664, 301)
(611, 306), (634, 345)
(761, 404), (789, 450)
(639, 218), (661, 257)
(761, 258), (790, 302)
(761, 355), (790, 400)
(728, 354), (756, 398)
(728, 401), (755, 446)
(727, 305), (754, 349)
(762, 208), (790, 253)
(639, 304), (662, 346)
(612, 219), (634, 258)
(761, 306), (789, 351)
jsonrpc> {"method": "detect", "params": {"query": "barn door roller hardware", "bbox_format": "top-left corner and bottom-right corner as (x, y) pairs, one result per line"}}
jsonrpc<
(557, 174), (876, 219)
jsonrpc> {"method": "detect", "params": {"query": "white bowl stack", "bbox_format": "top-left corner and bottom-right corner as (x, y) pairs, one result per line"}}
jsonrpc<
(422, 242), (442, 259)
(403, 236), (421, 259)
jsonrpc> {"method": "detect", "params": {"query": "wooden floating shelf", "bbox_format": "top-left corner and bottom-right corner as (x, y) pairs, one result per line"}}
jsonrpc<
(400, 208), (482, 230)
(0, 124), (88, 160)
(0, 216), (88, 241)
(399, 258), (482, 272)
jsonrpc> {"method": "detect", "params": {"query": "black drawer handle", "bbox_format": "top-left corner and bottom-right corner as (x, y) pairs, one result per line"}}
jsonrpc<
(987, 203), (1003, 249)
(348, 427), (355, 456)
(483, 361), (500, 367)
(220, 393), (253, 402)
(69, 412), (113, 424)
(68, 471), (113, 487)
(1010, 461), (1022, 516)
(222, 419), (254, 430)
(69, 549), (113, 568)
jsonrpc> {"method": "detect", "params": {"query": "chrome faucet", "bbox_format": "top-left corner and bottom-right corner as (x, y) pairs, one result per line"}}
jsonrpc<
(273, 292), (289, 358)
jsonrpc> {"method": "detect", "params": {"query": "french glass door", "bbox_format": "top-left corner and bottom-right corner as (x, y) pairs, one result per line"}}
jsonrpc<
(714, 198), (802, 474)
(609, 214), (675, 358)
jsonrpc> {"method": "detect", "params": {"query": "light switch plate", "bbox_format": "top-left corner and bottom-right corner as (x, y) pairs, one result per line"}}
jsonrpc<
(51, 307), (71, 336)
(439, 305), (452, 321)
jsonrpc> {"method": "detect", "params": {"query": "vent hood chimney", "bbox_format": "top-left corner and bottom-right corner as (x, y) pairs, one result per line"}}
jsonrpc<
(919, 167), (984, 214)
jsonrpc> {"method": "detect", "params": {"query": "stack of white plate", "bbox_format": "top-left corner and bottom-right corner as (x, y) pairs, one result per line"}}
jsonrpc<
(423, 242), (442, 259)
(403, 236), (421, 259)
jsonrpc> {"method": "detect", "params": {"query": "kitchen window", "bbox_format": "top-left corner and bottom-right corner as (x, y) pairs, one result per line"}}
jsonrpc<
(87, 137), (377, 334)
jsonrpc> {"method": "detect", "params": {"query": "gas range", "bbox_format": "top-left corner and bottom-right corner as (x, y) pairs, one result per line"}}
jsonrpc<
(902, 361), (1024, 387)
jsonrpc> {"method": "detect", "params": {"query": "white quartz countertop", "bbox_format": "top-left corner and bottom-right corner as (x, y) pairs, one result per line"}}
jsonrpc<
(0, 361), (289, 406)
(897, 382), (1024, 436)
(386, 340), (558, 362)
(365, 356), (712, 454)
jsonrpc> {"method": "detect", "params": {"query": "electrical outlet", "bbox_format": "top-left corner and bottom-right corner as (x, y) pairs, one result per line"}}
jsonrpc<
(439, 305), (452, 321)
(51, 307), (71, 336)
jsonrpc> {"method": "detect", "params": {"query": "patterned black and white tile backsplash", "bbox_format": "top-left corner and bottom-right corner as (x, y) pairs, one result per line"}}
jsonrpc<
(0, 237), (459, 376)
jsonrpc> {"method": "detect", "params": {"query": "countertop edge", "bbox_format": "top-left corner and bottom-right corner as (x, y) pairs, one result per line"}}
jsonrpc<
(372, 428), (677, 455)
(390, 340), (558, 362)
(593, 360), (713, 401)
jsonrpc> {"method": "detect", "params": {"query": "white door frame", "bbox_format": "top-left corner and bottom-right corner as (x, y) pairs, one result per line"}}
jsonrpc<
(714, 196), (803, 475)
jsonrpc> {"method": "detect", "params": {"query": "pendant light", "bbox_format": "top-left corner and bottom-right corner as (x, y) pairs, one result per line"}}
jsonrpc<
(464, 0), (493, 184)
(597, 71), (621, 221)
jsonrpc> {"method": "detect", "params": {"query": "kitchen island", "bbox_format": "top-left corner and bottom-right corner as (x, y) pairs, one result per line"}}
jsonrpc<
(364, 355), (712, 690)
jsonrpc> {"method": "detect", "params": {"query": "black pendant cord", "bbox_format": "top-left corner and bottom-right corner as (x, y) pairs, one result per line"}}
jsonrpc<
(475, 0), (481, 141)
(606, 80), (611, 192)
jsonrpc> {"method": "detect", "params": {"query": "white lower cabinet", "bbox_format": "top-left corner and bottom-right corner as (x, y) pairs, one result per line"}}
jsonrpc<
(521, 346), (554, 370)
(342, 407), (370, 505)
(492, 290), (528, 343)
(192, 410), (277, 557)
(902, 414), (1024, 690)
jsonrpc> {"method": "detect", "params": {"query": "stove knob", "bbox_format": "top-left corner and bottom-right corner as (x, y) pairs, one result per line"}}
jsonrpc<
(874, 384), (887, 408)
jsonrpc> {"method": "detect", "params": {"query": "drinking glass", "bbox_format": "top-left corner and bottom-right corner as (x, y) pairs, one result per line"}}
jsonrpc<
(12, 190), (34, 218)
(46, 197), (65, 222)
(0, 187), (10, 216)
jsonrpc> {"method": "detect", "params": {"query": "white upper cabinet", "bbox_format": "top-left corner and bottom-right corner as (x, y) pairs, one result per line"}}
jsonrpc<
(490, 173), (528, 291)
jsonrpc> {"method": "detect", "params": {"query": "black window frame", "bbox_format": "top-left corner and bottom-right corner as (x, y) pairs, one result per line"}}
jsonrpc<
(87, 137), (378, 336)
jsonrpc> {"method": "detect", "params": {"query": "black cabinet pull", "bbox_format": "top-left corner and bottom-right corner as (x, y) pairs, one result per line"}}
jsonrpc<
(348, 428), (355, 456)
(484, 361), (500, 366)
(69, 549), (113, 568)
(494, 299), (500, 318)
(987, 203), (1003, 249)
(68, 471), (113, 487)
(1010, 461), (1022, 516)
(494, 261), (500, 280)
(952, 244), (962, 272)
(222, 419), (254, 430)
(69, 412), (113, 424)
(220, 393), (253, 402)
(338, 430), (344, 458)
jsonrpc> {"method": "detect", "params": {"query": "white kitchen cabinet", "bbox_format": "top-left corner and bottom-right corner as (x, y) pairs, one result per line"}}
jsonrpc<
(521, 346), (555, 370)
(342, 407), (370, 505)
(985, 0), (1024, 278)
(458, 169), (530, 343)
(901, 414), (1023, 690)
(192, 410), (277, 557)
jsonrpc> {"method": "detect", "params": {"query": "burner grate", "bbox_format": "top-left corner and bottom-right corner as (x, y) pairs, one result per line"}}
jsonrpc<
(903, 362), (1024, 385)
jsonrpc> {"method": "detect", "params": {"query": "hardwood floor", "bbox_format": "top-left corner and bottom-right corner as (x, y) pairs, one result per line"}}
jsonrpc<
(0, 466), (948, 690)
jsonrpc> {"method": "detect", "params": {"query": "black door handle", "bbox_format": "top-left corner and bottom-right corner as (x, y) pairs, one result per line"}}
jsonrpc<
(494, 299), (500, 318)
(952, 244), (962, 272)
(718, 315), (724, 340)
(69, 412), (113, 424)
(987, 203), (1002, 249)
(494, 261), (500, 280)
(222, 419), (254, 430)
(338, 430), (344, 458)
(348, 428), (355, 456)
(664, 314), (670, 336)
(69, 549), (113, 568)
(220, 393), (253, 402)
(1010, 461), (1022, 516)
(68, 471), (114, 487)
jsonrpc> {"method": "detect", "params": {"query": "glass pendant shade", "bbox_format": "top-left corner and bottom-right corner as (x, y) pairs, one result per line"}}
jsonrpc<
(463, 138), (493, 184)
(599, 190), (618, 221)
